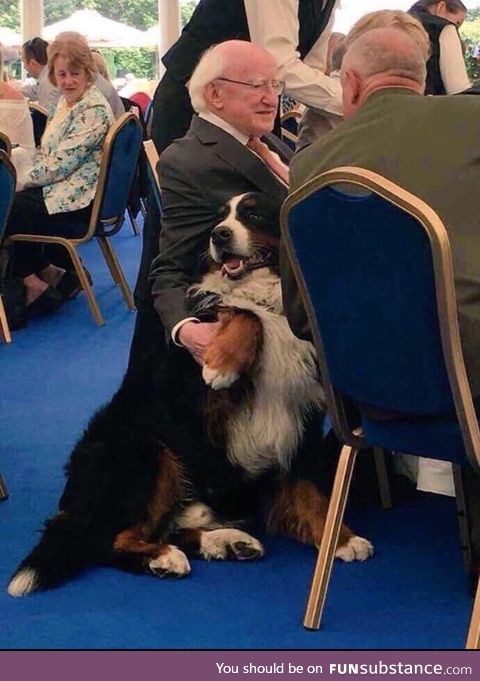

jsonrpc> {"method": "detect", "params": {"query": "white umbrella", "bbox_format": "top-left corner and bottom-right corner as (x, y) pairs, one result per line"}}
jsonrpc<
(43, 9), (147, 48)
(139, 25), (160, 47)
(0, 26), (22, 47)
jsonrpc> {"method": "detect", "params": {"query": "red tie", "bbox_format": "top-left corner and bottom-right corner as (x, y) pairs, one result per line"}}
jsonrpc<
(247, 137), (289, 185)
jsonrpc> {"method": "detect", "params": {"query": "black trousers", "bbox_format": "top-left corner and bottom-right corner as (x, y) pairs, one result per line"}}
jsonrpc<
(6, 187), (91, 278)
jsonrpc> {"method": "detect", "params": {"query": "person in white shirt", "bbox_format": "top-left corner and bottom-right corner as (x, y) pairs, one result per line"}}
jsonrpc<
(409, 0), (471, 95)
(21, 35), (125, 118)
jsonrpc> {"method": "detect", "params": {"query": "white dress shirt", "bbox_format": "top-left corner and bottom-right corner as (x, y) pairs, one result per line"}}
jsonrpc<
(244, 0), (342, 116)
(439, 24), (471, 94)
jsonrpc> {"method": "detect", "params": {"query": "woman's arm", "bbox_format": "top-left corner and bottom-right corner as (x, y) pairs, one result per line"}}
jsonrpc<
(439, 24), (471, 94)
(26, 105), (111, 187)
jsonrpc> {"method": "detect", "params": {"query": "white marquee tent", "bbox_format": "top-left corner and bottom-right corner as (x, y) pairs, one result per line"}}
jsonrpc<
(42, 9), (147, 48)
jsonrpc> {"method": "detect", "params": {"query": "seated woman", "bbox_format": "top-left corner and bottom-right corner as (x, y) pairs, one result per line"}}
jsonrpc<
(409, 0), (470, 95)
(0, 43), (35, 177)
(5, 33), (113, 314)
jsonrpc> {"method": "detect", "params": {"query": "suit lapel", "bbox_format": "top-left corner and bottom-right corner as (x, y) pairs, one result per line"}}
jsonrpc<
(191, 117), (288, 202)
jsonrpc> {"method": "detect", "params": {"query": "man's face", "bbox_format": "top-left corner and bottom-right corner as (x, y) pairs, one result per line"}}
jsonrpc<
(22, 53), (42, 78)
(206, 52), (280, 137)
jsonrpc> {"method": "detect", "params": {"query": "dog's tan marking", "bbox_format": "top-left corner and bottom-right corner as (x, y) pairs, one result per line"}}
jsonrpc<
(112, 446), (186, 558)
(266, 479), (356, 551)
(203, 309), (262, 380)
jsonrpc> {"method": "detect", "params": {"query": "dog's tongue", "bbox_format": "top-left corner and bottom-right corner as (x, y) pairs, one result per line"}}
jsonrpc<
(222, 256), (245, 279)
(224, 256), (242, 270)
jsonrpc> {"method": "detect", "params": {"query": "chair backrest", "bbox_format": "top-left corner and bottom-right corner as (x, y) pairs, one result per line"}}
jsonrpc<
(143, 139), (163, 214)
(280, 110), (301, 149)
(281, 166), (480, 467)
(0, 132), (12, 157)
(129, 92), (152, 117)
(0, 151), (16, 241)
(28, 103), (48, 147)
(88, 112), (143, 237)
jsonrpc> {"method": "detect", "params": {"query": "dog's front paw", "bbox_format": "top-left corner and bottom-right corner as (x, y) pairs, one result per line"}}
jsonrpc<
(149, 545), (191, 577)
(202, 364), (239, 390)
(335, 535), (374, 562)
(200, 528), (265, 561)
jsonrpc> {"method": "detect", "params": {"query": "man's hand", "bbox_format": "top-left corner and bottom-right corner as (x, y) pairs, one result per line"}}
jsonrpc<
(178, 320), (221, 365)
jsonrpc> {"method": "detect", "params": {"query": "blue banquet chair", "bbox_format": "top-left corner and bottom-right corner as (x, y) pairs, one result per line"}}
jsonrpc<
(9, 112), (143, 326)
(28, 102), (48, 148)
(0, 149), (16, 345)
(0, 150), (16, 500)
(143, 139), (163, 216)
(281, 166), (480, 649)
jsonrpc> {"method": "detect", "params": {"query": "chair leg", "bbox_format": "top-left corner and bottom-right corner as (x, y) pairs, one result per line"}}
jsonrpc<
(0, 473), (8, 501)
(0, 296), (12, 343)
(97, 237), (136, 311)
(452, 464), (474, 575)
(97, 237), (120, 284)
(66, 243), (105, 326)
(304, 443), (359, 630)
(127, 206), (139, 236)
(373, 447), (393, 509)
(466, 575), (480, 649)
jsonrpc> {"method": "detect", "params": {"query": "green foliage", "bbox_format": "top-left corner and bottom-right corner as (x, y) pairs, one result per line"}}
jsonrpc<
(0, 0), (20, 30)
(460, 10), (480, 82)
(181, 0), (197, 26)
(98, 47), (156, 79)
(1, 0), (198, 77)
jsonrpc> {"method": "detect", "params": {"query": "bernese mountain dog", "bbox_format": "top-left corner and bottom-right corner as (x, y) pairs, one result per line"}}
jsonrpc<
(8, 192), (373, 597)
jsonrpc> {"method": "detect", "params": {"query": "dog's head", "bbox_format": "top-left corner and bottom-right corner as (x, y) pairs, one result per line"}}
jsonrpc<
(209, 193), (280, 280)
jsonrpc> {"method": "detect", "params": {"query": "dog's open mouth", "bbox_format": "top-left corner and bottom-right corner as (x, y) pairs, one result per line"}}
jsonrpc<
(220, 252), (275, 280)
(221, 255), (245, 279)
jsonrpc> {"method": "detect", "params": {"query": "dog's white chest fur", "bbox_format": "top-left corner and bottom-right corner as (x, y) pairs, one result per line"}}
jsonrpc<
(191, 269), (324, 476)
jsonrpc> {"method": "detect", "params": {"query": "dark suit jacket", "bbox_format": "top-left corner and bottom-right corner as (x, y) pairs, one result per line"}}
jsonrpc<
(281, 87), (480, 397)
(150, 116), (290, 336)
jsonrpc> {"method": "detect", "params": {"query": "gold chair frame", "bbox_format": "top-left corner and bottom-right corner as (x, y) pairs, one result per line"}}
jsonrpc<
(143, 139), (161, 199)
(28, 102), (48, 116)
(281, 166), (480, 649)
(9, 112), (140, 326)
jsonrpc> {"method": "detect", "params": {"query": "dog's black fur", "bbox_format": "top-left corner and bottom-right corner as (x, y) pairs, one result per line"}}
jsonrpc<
(8, 193), (372, 597)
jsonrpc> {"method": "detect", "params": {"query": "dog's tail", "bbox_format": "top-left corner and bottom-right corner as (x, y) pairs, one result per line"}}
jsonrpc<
(7, 512), (96, 597)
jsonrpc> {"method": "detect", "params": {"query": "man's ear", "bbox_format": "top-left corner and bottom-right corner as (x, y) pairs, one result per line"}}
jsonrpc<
(205, 82), (223, 111)
(342, 67), (362, 115)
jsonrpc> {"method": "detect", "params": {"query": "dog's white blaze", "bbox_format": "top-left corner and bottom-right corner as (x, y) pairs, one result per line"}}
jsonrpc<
(210, 194), (251, 261)
(175, 502), (215, 529)
(193, 269), (324, 475)
(7, 568), (39, 597)
(199, 528), (264, 560)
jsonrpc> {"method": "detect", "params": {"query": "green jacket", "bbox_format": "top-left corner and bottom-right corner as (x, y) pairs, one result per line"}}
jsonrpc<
(281, 88), (480, 396)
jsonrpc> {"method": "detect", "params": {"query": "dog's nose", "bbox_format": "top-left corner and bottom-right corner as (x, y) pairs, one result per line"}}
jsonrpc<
(211, 226), (233, 246)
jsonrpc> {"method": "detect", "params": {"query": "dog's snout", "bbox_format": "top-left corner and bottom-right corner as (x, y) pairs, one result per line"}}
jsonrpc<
(211, 226), (233, 246)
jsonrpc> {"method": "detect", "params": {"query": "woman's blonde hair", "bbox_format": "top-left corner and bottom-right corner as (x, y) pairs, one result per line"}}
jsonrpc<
(345, 10), (431, 60)
(47, 32), (97, 86)
(91, 50), (111, 82)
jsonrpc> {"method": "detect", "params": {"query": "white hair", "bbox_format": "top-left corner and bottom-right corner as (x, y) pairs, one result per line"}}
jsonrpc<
(188, 44), (228, 113)
(343, 28), (427, 86)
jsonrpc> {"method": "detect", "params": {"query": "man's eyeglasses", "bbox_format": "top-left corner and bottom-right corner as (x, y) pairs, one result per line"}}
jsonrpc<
(217, 77), (285, 95)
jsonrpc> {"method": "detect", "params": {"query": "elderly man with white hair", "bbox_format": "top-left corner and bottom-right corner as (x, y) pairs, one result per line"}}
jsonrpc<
(150, 39), (291, 361)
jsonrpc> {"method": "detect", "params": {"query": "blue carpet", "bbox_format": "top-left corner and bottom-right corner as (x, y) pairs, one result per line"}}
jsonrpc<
(0, 224), (474, 649)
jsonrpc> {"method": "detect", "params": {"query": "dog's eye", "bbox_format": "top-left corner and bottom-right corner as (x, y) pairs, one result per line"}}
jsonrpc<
(248, 213), (263, 221)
